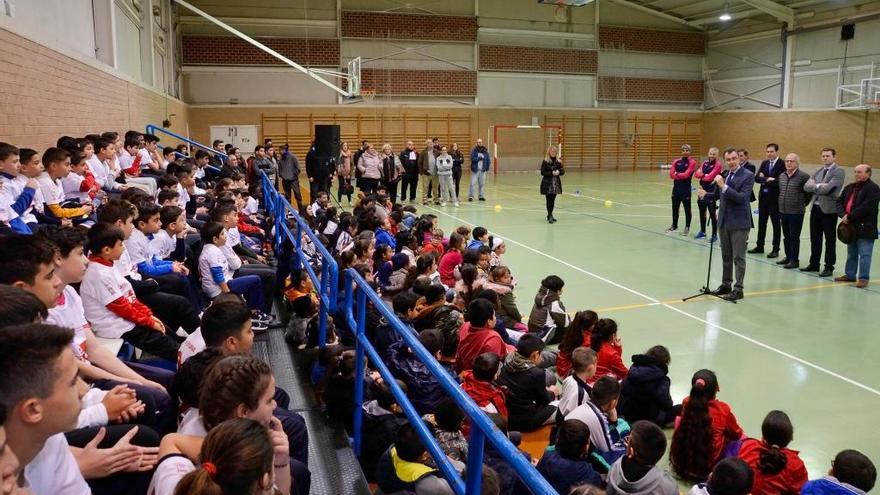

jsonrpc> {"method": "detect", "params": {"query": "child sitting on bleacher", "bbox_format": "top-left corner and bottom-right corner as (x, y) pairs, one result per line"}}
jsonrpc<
(670, 369), (745, 482)
(38, 147), (95, 224)
(527, 274), (570, 344)
(0, 142), (39, 234)
(198, 221), (269, 329)
(606, 421), (678, 495)
(565, 376), (631, 468)
(81, 223), (181, 361)
(455, 298), (509, 374)
(374, 422), (462, 495)
(802, 449), (876, 495)
(359, 379), (409, 482)
(429, 399), (468, 463)
(150, 205), (188, 263)
(537, 419), (604, 494)
(178, 295), (254, 365)
(61, 149), (101, 207)
(386, 329), (446, 415)
(687, 457), (754, 495)
(461, 352), (508, 420)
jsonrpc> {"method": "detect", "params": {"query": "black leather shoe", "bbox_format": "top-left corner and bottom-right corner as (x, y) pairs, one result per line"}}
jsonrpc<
(800, 265), (820, 272)
(748, 247), (764, 254)
(784, 261), (799, 269)
(775, 258), (789, 265)
(550, 216), (557, 223)
(767, 250), (779, 259)
(711, 285), (732, 296)
(819, 268), (834, 277)
(722, 290), (744, 301)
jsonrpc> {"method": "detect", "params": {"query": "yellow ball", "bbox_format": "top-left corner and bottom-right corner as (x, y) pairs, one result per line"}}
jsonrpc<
(604, 200), (613, 208)
(494, 204), (503, 212)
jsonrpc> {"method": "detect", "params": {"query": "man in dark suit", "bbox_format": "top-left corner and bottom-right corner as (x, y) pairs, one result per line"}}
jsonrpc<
(699, 148), (755, 301)
(749, 143), (785, 258)
(834, 164), (879, 288)
(737, 148), (757, 204)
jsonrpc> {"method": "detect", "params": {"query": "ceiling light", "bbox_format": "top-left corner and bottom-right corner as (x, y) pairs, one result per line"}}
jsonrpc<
(720, 2), (731, 21)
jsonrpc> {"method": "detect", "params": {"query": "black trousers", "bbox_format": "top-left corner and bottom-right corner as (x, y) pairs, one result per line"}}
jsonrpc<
(756, 193), (781, 250)
(309, 177), (330, 201)
(781, 213), (805, 262)
(337, 177), (352, 203)
(66, 424), (160, 495)
(138, 289), (200, 335)
(809, 205), (838, 269)
(121, 325), (181, 362)
(698, 199), (718, 237)
(383, 180), (399, 204)
(282, 178), (304, 212)
(671, 195), (692, 229)
(452, 167), (462, 198)
(359, 177), (379, 195)
(545, 194), (557, 217)
(400, 173), (418, 201)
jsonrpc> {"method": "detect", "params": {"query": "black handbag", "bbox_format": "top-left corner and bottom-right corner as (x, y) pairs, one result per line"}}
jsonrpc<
(837, 221), (856, 244)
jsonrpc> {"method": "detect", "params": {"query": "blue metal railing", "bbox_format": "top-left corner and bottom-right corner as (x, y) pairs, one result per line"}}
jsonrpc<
(255, 166), (555, 494)
(342, 269), (557, 495)
(145, 125), (228, 159)
(260, 172), (338, 348)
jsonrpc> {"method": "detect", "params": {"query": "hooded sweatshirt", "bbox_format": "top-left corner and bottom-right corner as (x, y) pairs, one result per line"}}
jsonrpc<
(607, 456), (679, 495)
(618, 354), (674, 426)
(527, 286), (570, 335)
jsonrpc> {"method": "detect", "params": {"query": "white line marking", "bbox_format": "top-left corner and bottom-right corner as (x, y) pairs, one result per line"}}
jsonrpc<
(424, 205), (880, 397)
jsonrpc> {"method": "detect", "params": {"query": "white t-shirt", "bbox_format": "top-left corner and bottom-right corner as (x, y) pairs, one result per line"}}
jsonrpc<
(176, 183), (190, 209)
(244, 196), (259, 215)
(138, 148), (154, 170)
(61, 172), (89, 203)
(199, 243), (231, 298)
(47, 286), (92, 364)
(226, 226), (241, 248)
(23, 433), (91, 495)
(81, 259), (138, 338)
(15, 175), (43, 223)
(151, 229), (177, 260)
(86, 155), (108, 187)
(178, 408), (208, 436)
(125, 228), (152, 266)
(147, 454), (195, 495)
(177, 328), (205, 365)
(0, 173), (25, 224)
(115, 246), (142, 281)
(37, 172), (65, 206)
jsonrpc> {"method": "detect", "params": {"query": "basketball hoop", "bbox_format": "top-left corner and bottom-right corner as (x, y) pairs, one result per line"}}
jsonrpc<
(361, 89), (377, 104)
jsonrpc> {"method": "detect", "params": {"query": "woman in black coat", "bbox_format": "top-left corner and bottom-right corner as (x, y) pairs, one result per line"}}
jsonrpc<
(540, 145), (564, 223)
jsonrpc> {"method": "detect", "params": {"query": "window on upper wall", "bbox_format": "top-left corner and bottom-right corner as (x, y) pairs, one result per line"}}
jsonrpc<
(114, 0), (145, 82)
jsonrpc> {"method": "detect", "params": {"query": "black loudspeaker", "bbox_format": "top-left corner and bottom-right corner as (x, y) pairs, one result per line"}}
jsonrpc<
(314, 125), (340, 158)
(841, 24), (855, 41)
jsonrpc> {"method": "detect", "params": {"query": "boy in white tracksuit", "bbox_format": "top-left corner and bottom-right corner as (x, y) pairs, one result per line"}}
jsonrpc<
(436, 146), (458, 206)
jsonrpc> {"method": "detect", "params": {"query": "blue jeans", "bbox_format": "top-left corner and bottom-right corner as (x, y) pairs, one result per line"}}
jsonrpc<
(469, 170), (486, 199)
(227, 274), (264, 311)
(846, 238), (874, 280)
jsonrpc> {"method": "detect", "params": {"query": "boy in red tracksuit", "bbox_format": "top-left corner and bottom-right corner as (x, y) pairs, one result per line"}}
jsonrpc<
(80, 223), (180, 361)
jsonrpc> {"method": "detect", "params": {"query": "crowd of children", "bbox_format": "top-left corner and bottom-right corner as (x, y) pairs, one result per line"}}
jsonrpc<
(0, 133), (877, 495)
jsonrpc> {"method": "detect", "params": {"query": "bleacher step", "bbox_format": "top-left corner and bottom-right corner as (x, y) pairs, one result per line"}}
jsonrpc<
(253, 328), (372, 495)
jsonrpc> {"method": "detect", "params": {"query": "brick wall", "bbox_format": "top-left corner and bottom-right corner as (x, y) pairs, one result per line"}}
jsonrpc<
(598, 77), (704, 102)
(599, 25), (705, 55)
(362, 69), (477, 96)
(0, 29), (188, 151)
(341, 11), (477, 42)
(182, 36), (340, 66)
(479, 45), (598, 74)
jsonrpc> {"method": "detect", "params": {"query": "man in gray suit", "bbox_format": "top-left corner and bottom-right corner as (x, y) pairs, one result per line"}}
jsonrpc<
(699, 147), (755, 301)
(802, 148), (846, 277)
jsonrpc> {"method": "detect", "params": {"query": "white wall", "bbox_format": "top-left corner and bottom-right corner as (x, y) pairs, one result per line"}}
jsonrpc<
(183, 68), (339, 104)
(8, 0), (97, 58)
(479, 73), (595, 107)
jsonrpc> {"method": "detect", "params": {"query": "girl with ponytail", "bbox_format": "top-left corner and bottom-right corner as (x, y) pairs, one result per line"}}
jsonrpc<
(174, 418), (282, 495)
(670, 369), (744, 482)
(588, 318), (628, 385)
(738, 410), (808, 494)
(556, 310), (598, 378)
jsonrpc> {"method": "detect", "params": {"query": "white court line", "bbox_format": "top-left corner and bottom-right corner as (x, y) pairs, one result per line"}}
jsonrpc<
(424, 205), (880, 398)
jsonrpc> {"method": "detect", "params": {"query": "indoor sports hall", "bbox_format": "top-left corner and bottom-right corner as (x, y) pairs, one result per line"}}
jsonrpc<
(1, 0), (879, 494)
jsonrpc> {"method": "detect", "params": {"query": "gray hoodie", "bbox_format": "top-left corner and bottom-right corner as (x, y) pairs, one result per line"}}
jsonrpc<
(607, 458), (679, 495)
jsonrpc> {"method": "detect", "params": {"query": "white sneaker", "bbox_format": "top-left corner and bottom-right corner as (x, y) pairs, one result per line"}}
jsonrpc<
(454, 202), (460, 207)
(440, 202), (447, 206)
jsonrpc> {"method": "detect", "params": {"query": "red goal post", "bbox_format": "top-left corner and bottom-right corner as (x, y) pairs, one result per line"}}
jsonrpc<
(490, 124), (563, 175)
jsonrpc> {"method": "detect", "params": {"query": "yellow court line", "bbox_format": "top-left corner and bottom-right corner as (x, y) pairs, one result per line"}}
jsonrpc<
(591, 282), (849, 314)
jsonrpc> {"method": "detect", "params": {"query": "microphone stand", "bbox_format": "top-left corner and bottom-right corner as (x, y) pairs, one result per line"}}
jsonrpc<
(683, 209), (735, 303)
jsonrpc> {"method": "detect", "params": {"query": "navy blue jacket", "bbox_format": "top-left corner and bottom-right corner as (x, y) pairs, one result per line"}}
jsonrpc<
(617, 354), (674, 426)
(703, 166), (755, 231)
(537, 449), (604, 495)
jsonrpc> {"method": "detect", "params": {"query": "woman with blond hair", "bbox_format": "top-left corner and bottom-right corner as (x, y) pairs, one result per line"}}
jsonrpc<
(380, 143), (404, 203)
(337, 141), (353, 204)
(540, 145), (564, 223)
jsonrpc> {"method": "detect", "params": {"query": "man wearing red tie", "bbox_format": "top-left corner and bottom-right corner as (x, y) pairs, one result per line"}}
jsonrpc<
(698, 148), (755, 301)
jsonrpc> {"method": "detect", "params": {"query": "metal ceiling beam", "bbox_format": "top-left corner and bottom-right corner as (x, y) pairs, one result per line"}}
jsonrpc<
(604, 0), (704, 30)
(740, 0), (795, 25)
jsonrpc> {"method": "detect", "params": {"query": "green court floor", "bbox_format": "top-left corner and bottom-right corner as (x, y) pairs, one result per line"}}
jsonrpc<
(421, 170), (880, 478)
